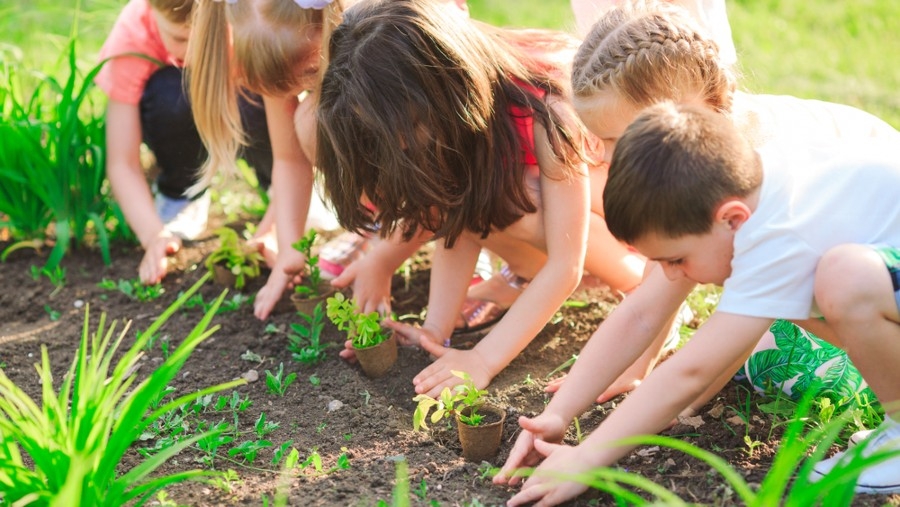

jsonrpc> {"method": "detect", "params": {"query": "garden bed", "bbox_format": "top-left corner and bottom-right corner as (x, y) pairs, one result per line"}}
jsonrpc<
(0, 231), (896, 506)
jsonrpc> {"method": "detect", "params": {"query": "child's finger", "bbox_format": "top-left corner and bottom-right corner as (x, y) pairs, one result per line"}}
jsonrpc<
(418, 335), (448, 357)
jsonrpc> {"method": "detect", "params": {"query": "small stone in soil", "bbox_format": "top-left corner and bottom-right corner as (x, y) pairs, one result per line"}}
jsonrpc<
(242, 369), (259, 383)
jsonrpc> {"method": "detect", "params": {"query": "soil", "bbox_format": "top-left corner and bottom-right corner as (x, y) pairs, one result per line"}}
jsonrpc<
(2, 228), (899, 507)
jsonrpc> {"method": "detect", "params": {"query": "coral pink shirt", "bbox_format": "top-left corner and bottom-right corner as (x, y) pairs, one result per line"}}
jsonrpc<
(95, 0), (183, 105)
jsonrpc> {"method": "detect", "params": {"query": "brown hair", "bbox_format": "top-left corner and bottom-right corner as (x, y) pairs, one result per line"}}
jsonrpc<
(571, 1), (737, 114)
(316, 0), (587, 246)
(187, 0), (345, 193)
(149, 0), (193, 24)
(604, 102), (761, 244)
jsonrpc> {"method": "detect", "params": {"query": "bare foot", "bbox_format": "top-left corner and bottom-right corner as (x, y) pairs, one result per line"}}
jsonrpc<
(466, 272), (522, 308)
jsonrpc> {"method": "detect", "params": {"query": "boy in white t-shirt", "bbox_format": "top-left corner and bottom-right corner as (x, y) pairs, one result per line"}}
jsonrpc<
(500, 102), (900, 506)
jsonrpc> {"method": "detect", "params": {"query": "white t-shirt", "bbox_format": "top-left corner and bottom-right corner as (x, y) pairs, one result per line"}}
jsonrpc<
(733, 92), (900, 149)
(718, 140), (900, 321)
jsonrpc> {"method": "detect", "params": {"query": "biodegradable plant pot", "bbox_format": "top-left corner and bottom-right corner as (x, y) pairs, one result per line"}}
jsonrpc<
(456, 404), (506, 462)
(290, 283), (337, 315)
(353, 331), (398, 378)
(212, 263), (237, 287)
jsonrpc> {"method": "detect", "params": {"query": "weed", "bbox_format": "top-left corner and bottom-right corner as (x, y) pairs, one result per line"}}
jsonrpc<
(228, 439), (273, 465)
(240, 349), (263, 363)
(309, 374), (321, 386)
(265, 362), (297, 397)
(182, 291), (254, 315)
(254, 412), (280, 438)
(287, 302), (331, 364)
(98, 277), (164, 302)
(414, 477), (428, 499)
(32, 264), (66, 296)
(291, 229), (326, 297)
(271, 440), (295, 466)
(545, 354), (578, 379)
(43, 304), (60, 321)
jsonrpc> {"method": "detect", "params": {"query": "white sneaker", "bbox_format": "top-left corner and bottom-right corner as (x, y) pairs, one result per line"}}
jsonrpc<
(849, 428), (875, 448)
(811, 418), (900, 494)
(155, 191), (210, 241)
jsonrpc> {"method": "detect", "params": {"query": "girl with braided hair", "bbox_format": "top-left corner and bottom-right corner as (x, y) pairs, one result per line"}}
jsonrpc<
(496, 3), (899, 504)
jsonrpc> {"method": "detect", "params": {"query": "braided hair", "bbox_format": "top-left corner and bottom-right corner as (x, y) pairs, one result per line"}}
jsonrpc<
(572, 0), (736, 114)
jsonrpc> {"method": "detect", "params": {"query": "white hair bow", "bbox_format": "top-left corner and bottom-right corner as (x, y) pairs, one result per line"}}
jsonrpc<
(294, 0), (333, 8)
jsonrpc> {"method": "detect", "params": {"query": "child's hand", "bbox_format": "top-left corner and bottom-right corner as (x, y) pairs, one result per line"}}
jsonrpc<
(494, 412), (569, 486)
(506, 440), (591, 507)
(413, 340), (492, 398)
(253, 251), (305, 320)
(330, 255), (393, 315)
(139, 233), (181, 284)
(544, 373), (640, 404)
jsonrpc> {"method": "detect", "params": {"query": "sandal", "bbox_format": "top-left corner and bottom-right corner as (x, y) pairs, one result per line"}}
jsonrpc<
(318, 231), (371, 279)
(451, 264), (530, 338)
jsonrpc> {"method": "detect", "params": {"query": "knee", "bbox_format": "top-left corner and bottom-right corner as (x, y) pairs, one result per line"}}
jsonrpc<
(814, 244), (886, 321)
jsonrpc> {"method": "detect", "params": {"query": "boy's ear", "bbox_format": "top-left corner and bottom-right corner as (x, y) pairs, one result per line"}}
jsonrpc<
(715, 199), (752, 232)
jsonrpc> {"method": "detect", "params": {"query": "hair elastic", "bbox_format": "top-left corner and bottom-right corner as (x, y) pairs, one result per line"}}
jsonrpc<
(212, 0), (238, 4)
(294, 0), (333, 8)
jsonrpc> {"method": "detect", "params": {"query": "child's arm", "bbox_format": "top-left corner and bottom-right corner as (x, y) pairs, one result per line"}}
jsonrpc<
(406, 103), (592, 396)
(105, 99), (180, 284)
(253, 95), (313, 320)
(494, 264), (694, 483)
(507, 311), (773, 506)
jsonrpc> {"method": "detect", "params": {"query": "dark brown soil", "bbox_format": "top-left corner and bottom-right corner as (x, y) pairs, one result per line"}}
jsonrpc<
(1, 229), (898, 507)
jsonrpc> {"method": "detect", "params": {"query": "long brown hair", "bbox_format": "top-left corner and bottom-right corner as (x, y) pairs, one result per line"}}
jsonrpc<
(186, 0), (344, 193)
(316, 0), (589, 246)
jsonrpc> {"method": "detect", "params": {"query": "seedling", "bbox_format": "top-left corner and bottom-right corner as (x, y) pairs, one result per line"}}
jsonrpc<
(325, 292), (390, 349)
(205, 226), (263, 289)
(287, 302), (331, 364)
(31, 264), (66, 296)
(98, 277), (164, 302)
(255, 412), (280, 438)
(228, 439), (273, 464)
(413, 371), (489, 430)
(291, 229), (326, 297)
(265, 362), (297, 397)
(43, 304), (60, 321)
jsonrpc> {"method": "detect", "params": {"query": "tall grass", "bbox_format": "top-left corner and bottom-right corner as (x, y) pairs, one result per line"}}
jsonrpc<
(0, 276), (244, 506)
(0, 39), (127, 269)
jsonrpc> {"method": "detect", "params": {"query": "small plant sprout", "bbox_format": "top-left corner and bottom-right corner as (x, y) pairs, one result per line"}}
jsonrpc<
(287, 302), (331, 364)
(291, 229), (324, 297)
(413, 371), (489, 430)
(326, 292), (390, 349)
(265, 362), (297, 397)
(98, 277), (165, 302)
(204, 226), (263, 289)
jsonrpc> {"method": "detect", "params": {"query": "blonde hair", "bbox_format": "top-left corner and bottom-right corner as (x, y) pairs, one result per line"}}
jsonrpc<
(187, 0), (344, 193)
(149, 0), (193, 24)
(572, 1), (737, 114)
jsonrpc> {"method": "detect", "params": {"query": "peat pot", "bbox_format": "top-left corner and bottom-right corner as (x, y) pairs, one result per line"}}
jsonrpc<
(456, 404), (506, 462)
(353, 331), (398, 378)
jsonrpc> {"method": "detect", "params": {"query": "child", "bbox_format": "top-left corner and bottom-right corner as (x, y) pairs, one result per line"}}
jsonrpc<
(502, 101), (900, 505)
(543, 1), (897, 405)
(97, 0), (273, 284)
(315, 0), (646, 396)
(570, 0), (736, 64)
(188, 0), (471, 320)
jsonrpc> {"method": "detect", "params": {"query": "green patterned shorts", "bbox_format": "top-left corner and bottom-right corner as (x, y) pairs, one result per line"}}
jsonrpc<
(870, 244), (900, 310)
(737, 245), (900, 403)
(738, 320), (874, 403)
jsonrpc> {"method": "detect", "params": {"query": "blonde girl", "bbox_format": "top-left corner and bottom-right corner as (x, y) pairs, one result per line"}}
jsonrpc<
(188, 0), (347, 319)
(315, 0), (645, 397)
(97, 0), (273, 284)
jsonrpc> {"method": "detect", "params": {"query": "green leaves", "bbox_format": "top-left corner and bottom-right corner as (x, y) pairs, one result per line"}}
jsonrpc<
(205, 227), (263, 290)
(0, 274), (243, 506)
(291, 229), (324, 295)
(0, 40), (128, 270)
(325, 293), (390, 349)
(412, 371), (488, 431)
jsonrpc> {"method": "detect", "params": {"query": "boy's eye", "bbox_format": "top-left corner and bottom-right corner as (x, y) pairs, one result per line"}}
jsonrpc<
(667, 259), (684, 267)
